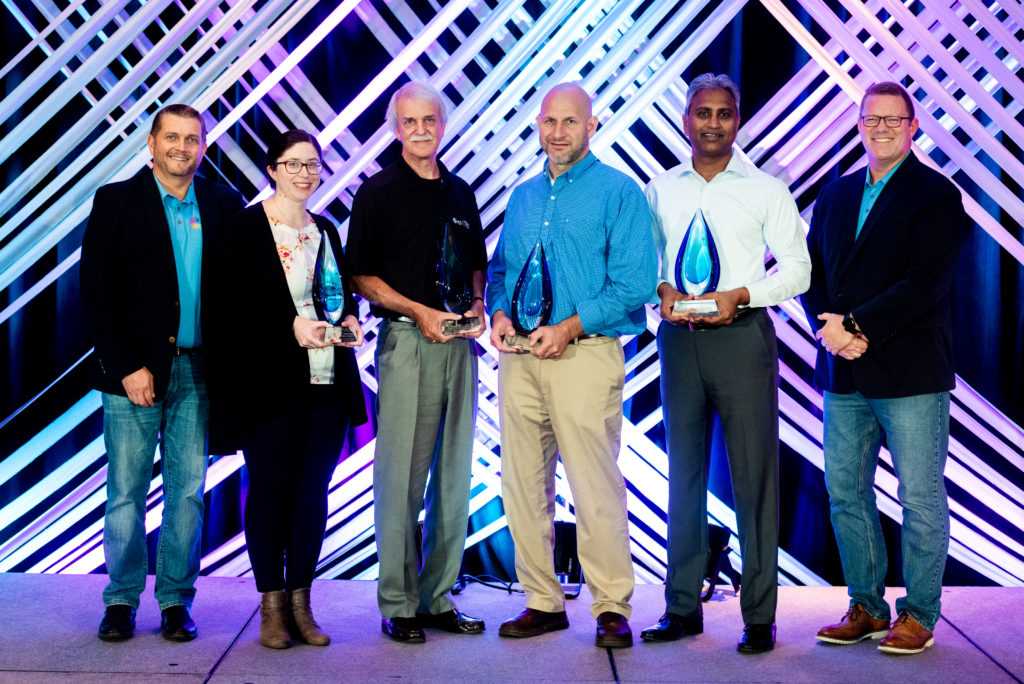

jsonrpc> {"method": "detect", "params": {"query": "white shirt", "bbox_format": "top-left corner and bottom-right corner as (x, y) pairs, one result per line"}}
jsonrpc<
(269, 216), (335, 384)
(646, 154), (810, 308)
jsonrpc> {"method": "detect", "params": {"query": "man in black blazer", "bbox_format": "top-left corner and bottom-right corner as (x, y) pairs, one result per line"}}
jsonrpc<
(801, 82), (969, 655)
(79, 104), (243, 642)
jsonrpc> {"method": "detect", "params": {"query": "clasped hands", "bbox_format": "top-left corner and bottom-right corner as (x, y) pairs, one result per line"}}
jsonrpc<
(657, 283), (748, 326)
(293, 314), (365, 349)
(816, 312), (869, 360)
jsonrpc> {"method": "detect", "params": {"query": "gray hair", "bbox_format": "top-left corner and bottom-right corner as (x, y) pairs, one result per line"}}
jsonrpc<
(685, 73), (741, 115)
(386, 82), (448, 130)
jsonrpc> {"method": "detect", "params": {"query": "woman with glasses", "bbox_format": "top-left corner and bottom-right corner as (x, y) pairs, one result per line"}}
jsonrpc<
(207, 129), (366, 649)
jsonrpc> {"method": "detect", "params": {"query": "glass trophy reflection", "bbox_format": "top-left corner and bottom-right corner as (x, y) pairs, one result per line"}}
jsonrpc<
(312, 234), (356, 343)
(506, 241), (553, 349)
(673, 209), (721, 317)
(436, 222), (479, 336)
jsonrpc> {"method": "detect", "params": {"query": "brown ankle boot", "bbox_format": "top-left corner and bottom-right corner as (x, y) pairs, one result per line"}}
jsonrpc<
(288, 586), (330, 646)
(259, 590), (292, 649)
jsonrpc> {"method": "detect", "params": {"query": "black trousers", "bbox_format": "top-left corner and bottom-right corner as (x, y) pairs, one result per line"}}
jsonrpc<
(657, 310), (780, 625)
(242, 385), (349, 592)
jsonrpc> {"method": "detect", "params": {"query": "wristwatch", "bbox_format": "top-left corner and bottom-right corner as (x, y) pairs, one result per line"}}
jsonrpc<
(842, 313), (860, 335)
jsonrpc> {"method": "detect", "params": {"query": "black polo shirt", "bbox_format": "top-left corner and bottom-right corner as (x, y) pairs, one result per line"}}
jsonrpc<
(346, 157), (487, 320)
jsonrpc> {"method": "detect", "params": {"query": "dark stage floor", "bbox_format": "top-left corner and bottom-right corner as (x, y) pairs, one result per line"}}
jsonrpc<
(0, 573), (1021, 682)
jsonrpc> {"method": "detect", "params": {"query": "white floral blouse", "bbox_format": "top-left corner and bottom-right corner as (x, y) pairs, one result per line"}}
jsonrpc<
(269, 215), (334, 384)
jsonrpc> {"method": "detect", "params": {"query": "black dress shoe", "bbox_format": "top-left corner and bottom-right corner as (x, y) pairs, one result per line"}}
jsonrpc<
(640, 610), (703, 641)
(737, 623), (776, 653)
(595, 611), (632, 648)
(98, 604), (136, 641)
(381, 616), (425, 642)
(498, 608), (569, 638)
(416, 609), (485, 634)
(161, 605), (198, 641)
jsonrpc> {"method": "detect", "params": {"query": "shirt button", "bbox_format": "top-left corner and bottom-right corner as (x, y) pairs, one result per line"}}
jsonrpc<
(550, 196), (555, 200)
(544, 221), (549, 225)
(169, 336), (176, 344)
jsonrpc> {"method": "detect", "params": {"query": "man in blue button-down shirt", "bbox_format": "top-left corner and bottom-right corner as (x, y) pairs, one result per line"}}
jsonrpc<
(488, 83), (657, 649)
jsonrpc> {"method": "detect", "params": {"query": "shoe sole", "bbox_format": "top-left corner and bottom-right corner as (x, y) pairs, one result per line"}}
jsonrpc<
(97, 632), (133, 642)
(878, 636), (934, 655)
(816, 629), (889, 645)
(596, 635), (633, 648)
(162, 631), (197, 642)
(640, 628), (702, 642)
(737, 644), (774, 654)
(498, 621), (569, 638)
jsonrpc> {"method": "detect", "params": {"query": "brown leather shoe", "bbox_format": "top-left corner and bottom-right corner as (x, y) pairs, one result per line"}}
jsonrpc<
(816, 603), (890, 645)
(498, 608), (569, 638)
(595, 611), (632, 648)
(878, 613), (933, 654)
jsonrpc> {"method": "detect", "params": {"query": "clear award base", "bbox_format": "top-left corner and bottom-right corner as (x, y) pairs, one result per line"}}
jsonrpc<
(441, 316), (480, 336)
(674, 298), (719, 317)
(503, 333), (532, 352)
(324, 325), (357, 344)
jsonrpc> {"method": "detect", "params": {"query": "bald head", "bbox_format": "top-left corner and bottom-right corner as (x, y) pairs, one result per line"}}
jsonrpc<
(540, 83), (593, 119)
(537, 83), (598, 177)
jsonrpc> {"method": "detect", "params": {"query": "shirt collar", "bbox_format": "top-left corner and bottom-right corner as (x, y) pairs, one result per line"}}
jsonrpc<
(864, 154), (907, 191)
(680, 153), (748, 180)
(397, 155), (448, 187)
(154, 172), (197, 206)
(546, 150), (599, 184)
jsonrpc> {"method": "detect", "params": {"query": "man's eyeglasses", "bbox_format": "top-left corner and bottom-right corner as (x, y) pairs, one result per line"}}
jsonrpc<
(273, 160), (323, 174)
(860, 115), (911, 128)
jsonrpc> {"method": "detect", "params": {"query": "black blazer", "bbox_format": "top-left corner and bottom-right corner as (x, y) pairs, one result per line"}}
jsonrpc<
(79, 169), (244, 399)
(205, 204), (367, 453)
(801, 152), (969, 398)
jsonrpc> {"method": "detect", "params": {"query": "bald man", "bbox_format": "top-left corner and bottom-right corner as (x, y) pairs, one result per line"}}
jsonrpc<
(487, 83), (657, 648)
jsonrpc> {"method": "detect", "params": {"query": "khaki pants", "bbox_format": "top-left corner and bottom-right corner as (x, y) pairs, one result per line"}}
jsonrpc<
(498, 336), (634, 618)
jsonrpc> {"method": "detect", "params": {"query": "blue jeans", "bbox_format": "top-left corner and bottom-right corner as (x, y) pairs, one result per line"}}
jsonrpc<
(101, 354), (209, 610)
(823, 390), (950, 630)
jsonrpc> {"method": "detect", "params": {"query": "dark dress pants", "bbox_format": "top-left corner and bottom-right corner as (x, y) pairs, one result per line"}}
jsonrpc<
(657, 310), (779, 625)
(242, 385), (349, 592)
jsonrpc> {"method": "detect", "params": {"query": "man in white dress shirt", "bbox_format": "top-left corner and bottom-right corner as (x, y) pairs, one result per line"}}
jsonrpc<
(641, 73), (811, 653)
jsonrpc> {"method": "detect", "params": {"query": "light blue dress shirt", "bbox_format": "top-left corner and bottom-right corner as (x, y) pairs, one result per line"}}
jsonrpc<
(488, 152), (657, 337)
(157, 175), (203, 348)
(857, 156), (906, 238)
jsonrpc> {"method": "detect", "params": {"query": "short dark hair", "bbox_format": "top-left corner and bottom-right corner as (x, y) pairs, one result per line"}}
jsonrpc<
(861, 82), (915, 118)
(150, 104), (206, 142)
(686, 73), (741, 115)
(265, 129), (323, 187)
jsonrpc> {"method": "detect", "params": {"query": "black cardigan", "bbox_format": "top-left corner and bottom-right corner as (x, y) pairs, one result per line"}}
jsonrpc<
(205, 204), (367, 453)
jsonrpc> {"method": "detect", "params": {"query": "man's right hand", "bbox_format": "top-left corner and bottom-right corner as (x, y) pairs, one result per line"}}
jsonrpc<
(122, 367), (156, 407)
(489, 310), (520, 353)
(413, 305), (459, 344)
(658, 283), (693, 324)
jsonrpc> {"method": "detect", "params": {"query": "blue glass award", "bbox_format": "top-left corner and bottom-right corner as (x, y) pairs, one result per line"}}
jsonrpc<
(509, 241), (553, 343)
(673, 209), (720, 317)
(436, 222), (479, 335)
(312, 234), (356, 343)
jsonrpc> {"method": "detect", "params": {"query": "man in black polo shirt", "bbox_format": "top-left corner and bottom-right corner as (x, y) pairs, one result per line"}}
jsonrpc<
(347, 82), (487, 643)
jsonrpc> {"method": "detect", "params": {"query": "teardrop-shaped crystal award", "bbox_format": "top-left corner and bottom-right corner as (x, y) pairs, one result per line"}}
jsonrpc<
(436, 222), (478, 335)
(312, 233), (355, 343)
(510, 241), (553, 335)
(673, 209), (721, 316)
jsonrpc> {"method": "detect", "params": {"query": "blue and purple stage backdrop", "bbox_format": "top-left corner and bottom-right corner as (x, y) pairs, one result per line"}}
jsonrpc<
(1, 1), (1022, 588)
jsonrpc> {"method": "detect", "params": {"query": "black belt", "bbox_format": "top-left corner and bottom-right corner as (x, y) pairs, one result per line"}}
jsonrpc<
(687, 307), (757, 331)
(175, 346), (201, 355)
